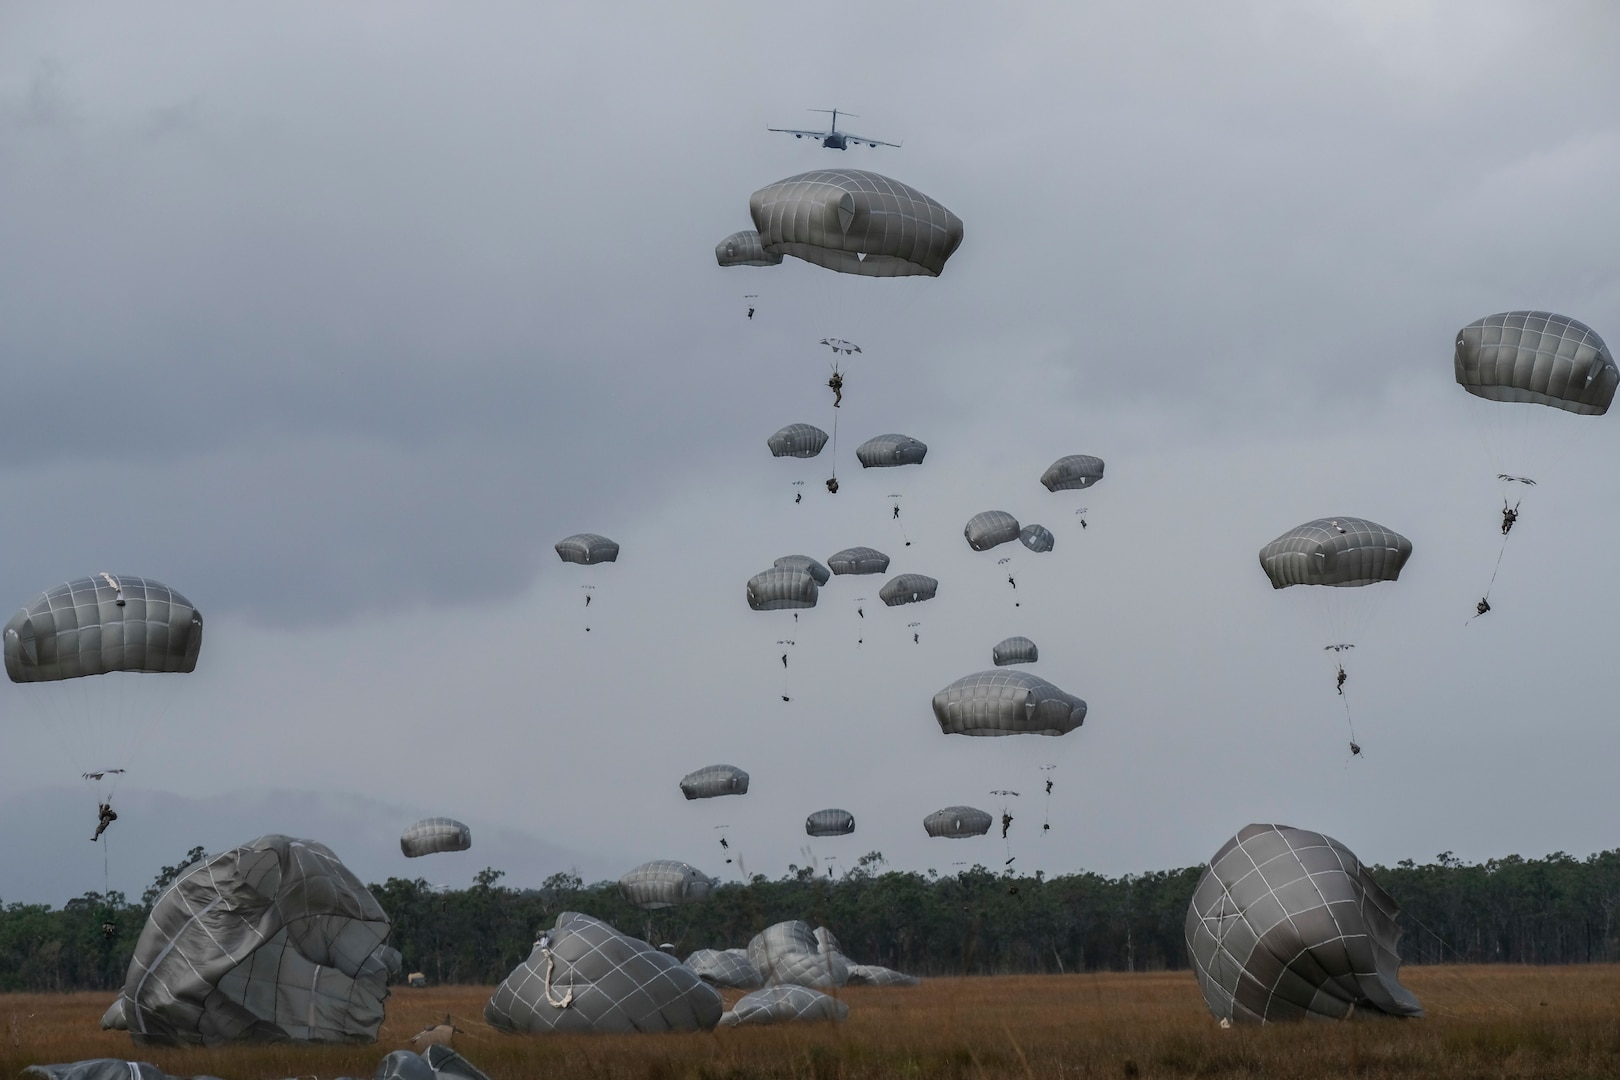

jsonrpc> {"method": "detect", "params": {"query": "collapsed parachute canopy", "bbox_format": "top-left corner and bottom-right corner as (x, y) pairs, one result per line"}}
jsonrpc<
(1258, 518), (1412, 590)
(749, 170), (964, 278)
(923, 806), (993, 838)
(827, 546), (890, 576)
(619, 861), (716, 910)
(933, 670), (1086, 737)
(879, 573), (938, 607)
(685, 948), (763, 989)
(555, 534), (620, 566)
(964, 511), (1021, 552)
(774, 555), (831, 586)
(679, 764), (749, 800)
(715, 229), (783, 268)
(720, 986), (847, 1027)
(1454, 311), (1617, 415)
(805, 809), (855, 837)
(855, 434), (928, 468)
(746, 568), (819, 611)
(1185, 823), (1423, 1025)
(767, 424), (829, 459)
(400, 818), (471, 858)
(1019, 524), (1054, 553)
(1041, 455), (1105, 492)
(748, 921), (848, 989)
(5, 575), (203, 683)
(991, 636), (1039, 666)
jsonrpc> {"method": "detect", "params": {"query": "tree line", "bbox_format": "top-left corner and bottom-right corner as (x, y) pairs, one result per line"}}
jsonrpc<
(5, 847), (1620, 992)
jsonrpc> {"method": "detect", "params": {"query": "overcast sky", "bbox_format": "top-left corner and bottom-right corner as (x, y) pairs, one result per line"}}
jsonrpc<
(3, 2), (1619, 906)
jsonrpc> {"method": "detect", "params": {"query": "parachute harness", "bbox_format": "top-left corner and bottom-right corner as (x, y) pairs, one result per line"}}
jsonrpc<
(536, 938), (575, 1009)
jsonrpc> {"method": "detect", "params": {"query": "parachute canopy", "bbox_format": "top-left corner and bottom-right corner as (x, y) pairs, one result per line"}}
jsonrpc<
(748, 921), (849, 989)
(991, 636), (1039, 666)
(855, 434), (928, 468)
(486, 912), (723, 1034)
(767, 424), (829, 459)
(933, 670), (1086, 737)
(400, 818), (471, 859)
(554, 534), (620, 566)
(749, 170), (964, 278)
(774, 555), (831, 586)
(1185, 823), (1423, 1025)
(1019, 524), (1054, 553)
(827, 546), (890, 576)
(964, 511), (1021, 552)
(878, 573), (938, 607)
(715, 229), (783, 268)
(719, 986), (848, 1027)
(619, 861), (716, 910)
(805, 808), (855, 837)
(923, 806), (993, 838)
(1041, 455), (1105, 492)
(685, 948), (763, 989)
(1454, 311), (1617, 415)
(119, 834), (396, 1045)
(1258, 518), (1412, 590)
(5, 575), (202, 683)
(679, 764), (749, 800)
(746, 568), (819, 611)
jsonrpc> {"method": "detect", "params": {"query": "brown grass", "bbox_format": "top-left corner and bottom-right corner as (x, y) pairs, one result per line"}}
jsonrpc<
(5, 966), (1620, 1079)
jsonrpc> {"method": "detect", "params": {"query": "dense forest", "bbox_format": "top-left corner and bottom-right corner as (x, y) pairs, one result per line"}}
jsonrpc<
(5, 847), (1620, 992)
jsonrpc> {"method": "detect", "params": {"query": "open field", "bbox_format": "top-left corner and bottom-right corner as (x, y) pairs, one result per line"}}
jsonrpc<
(5, 967), (1620, 1079)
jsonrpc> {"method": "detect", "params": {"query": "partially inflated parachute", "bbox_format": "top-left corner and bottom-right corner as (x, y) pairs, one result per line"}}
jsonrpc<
(679, 764), (749, 800)
(1454, 311), (1616, 415)
(400, 818), (471, 858)
(855, 434), (928, 468)
(554, 534), (619, 565)
(805, 809), (855, 837)
(964, 512), (1021, 551)
(619, 861), (716, 910)
(748, 170), (963, 278)
(1019, 524), (1054, 553)
(991, 636), (1038, 666)
(827, 547), (889, 576)
(923, 806), (992, 838)
(715, 230), (783, 268)
(774, 555), (831, 586)
(1258, 519), (1411, 589)
(767, 424), (829, 459)
(932, 670), (1086, 737)
(878, 573), (937, 607)
(746, 568), (818, 611)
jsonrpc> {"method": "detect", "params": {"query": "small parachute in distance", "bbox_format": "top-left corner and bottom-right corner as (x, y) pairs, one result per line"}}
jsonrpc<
(923, 806), (992, 839)
(964, 511), (1021, 552)
(775, 555), (831, 586)
(400, 818), (471, 858)
(878, 573), (937, 607)
(1258, 518), (1412, 589)
(855, 434), (927, 469)
(680, 764), (750, 800)
(619, 860), (717, 910)
(555, 534), (620, 566)
(805, 808), (856, 837)
(992, 636), (1038, 666)
(933, 670), (1086, 737)
(749, 170), (964, 278)
(827, 546), (890, 576)
(716, 230), (784, 268)
(1041, 455), (1105, 492)
(1019, 524), (1054, 553)
(747, 568), (819, 611)
(768, 424), (829, 459)
(1454, 311), (1617, 415)
(5, 575), (203, 683)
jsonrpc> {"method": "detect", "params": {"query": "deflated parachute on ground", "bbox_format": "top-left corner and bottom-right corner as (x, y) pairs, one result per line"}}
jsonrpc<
(767, 424), (829, 459)
(719, 986), (848, 1027)
(486, 912), (723, 1034)
(805, 809), (855, 837)
(878, 573), (937, 607)
(748, 921), (849, 990)
(618, 861), (716, 910)
(715, 230), (783, 268)
(933, 670), (1086, 737)
(964, 512), (1021, 551)
(827, 547), (890, 576)
(774, 555), (831, 586)
(855, 434), (928, 468)
(554, 534), (620, 566)
(400, 818), (471, 858)
(1258, 519), (1412, 589)
(5, 575), (202, 682)
(119, 835), (396, 1046)
(1041, 455), (1105, 492)
(679, 764), (749, 800)
(924, 806), (992, 838)
(1185, 823), (1423, 1025)
(748, 170), (964, 278)
(1454, 311), (1617, 415)
(685, 948), (763, 989)
(746, 568), (818, 610)
(992, 636), (1038, 666)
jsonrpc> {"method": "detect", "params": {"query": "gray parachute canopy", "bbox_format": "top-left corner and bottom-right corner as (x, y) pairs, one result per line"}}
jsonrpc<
(923, 806), (993, 838)
(1019, 524), (1055, 553)
(118, 834), (396, 1046)
(1454, 311), (1617, 415)
(992, 636), (1039, 666)
(749, 170), (964, 278)
(719, 986), (848, 1027)
(747, 921), (849, 989)
(5, 575), (202, 683)
(554, 534), (620, 566)
(1041, 455), (1106, 492)
(774, 555), (831, 586)
(715, 229), (783, 268)
(767, 423), (829, 459)
(878, 573), (938, 607)
(964, 511), (1021, 551)
(400, 818), (471, 858)
(375, 1046), (494, 1080)
(679, 764), (749, 800)
(933, 670), (1087, 737)
(618, 861), (716, 910)
(485, 912), (723, 1034)
(855, 433), (928, 468)
(23, 1064), (202, 1080)
(746, 568), (819, 610)
(1185, 823), (1424, 1025)
(827, 546), (890, 576)
(1258, 518), (1413, 590)
(846, 964), (921, 987)
(684, 948), (763, 989)
(805, 808), (855, 836)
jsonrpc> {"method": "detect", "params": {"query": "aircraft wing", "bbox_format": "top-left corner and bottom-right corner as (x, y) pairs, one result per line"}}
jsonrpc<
(839, 130), (902, 148)
(768, 126), (832, 138)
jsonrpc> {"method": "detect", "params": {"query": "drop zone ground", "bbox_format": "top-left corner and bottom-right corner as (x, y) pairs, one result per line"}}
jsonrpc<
(5, 967), (1620, 1079)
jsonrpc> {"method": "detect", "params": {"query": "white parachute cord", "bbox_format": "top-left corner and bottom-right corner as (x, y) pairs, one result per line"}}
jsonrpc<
(540, 947), (574, 1009)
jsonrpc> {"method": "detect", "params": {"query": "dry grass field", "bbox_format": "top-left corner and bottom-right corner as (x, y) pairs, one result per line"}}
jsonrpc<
(4, 966), (1620, 1080)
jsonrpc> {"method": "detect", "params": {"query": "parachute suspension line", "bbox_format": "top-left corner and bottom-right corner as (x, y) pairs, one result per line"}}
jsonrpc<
(538, 945), (574, 1009)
